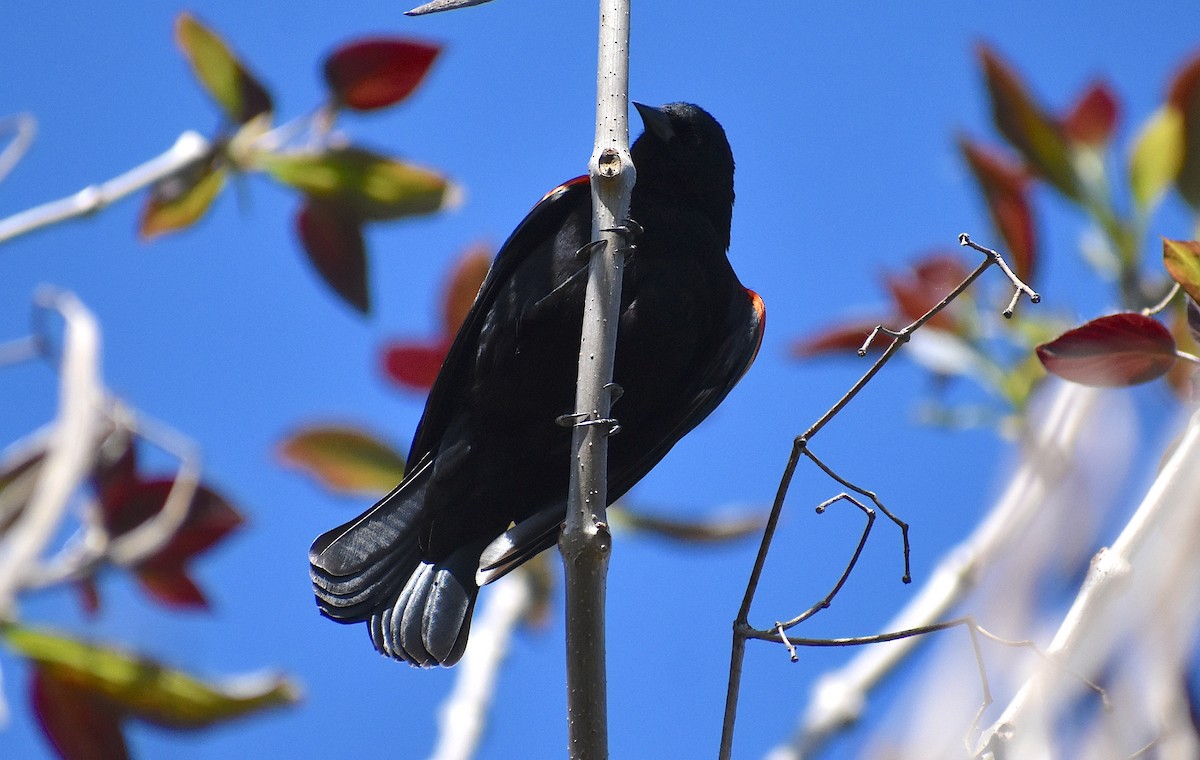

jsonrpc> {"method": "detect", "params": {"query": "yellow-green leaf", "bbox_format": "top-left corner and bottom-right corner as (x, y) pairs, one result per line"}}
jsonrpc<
(1164, 238), (1200, 304)
(278, 425), (405, 494)
(139, 159), (227, 239)
(1129, 106), (1185, 211)
(175, 13), (272, 124)
(259, 147), (457, 221)
(3, 624), (300, 728)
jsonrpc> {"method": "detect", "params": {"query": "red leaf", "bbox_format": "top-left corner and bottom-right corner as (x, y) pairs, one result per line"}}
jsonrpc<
(324, 38), (441, 112)
(977, 44), (1080, 200)
(792, 318), (889, 358)
(1036, 313), (1177, 387)
(75, 579), (101, 617)
(31, 667), (129, 760)
(144, 482), (243, 568)
(91, 430), (138, 512)
(441, 244), (492, 334)
(382, 338), (452, 391)
(136, 566), (209, 610)
(960, 138), (1038, 282)
(296, 200), (369, 314)
(1062, 81), (1119, 146)
(99, 479), (241, 564)
(885, 252), (971, 331)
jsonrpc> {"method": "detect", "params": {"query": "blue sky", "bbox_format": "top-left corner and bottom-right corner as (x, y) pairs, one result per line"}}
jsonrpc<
(1, 2), (1196, 758)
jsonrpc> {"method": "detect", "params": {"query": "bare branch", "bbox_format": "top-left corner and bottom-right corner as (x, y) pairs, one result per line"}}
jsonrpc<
(558, 1), (633, 757)
(720, 237), (1037, 759)
(0, 289), (104, 615)
(430, 571), (534, 760)
(777, 383), (1100, 756)
(0, 113), (36, 185)
(976, 402), (1200, 755)
(0, 131), (210, 246)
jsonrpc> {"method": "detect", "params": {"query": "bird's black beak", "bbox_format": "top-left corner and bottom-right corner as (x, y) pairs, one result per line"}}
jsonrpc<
(634, 102), (675, 143)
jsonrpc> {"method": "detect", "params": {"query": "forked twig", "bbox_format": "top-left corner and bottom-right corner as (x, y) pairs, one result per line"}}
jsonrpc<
(719, 237), (1039, 760)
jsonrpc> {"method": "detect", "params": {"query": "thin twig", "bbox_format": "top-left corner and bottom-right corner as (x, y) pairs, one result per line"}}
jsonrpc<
(719, 236), (1037, 759)
(959, 234), (1040, 317)
(0, 131), (210, 246)
(773, 494), (874, 632)
(1142, 282), (1180, 318)
(780, 382), (1099, 758)
(0, 113), (37, 186)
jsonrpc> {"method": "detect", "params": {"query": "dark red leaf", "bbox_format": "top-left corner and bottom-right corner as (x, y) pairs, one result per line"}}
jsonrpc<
(75, 579), (101, 617)
(960, 137), (1038, 282)
(91, 430), (138, 512)
(296, 199), (369, 314)
(135, 482), (242, 569)
(885, 252), (971, 331)
(792, 318), (889, 358)
(99, 478), (241, 566)
(1062, 81), (1119, 146)
(1036, 313), (1177, 387)
(1169, 53), (1200, 209)
(324, 38), (441, 111)
(136, 566), (209, 610)
(977, 44), (1081, 200)
(382, 338), (452, 391)
(441, 244), (492, 334)
(31, 667), (129, 760)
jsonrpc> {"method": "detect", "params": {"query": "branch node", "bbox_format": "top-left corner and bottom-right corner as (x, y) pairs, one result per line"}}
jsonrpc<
(597, 148), (623, 178)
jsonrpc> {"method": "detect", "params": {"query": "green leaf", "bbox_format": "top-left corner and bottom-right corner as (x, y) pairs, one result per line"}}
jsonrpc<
(978, 44), (1082, 201)
(4, 625), (300, 729)
(278, 425), (405, 494)
(1129, 107), (1185, 212)
(1163, 238), (1200, 304)
(139, 156), (227, 239)
(175, 13), (272, 124)
(260, 147), (457, 221)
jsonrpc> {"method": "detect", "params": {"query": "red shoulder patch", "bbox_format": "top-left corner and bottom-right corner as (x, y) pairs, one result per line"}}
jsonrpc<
(538, 175), (589, 205)
(744, 288), (766, 371)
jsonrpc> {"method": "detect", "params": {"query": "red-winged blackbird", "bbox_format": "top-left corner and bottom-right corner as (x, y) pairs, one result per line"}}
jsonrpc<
(310, 102), (764, 666)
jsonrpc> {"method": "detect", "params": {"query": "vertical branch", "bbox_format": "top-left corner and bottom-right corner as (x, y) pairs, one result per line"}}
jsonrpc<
(0, 289), (105, 615)
(558, 0), (634, 757)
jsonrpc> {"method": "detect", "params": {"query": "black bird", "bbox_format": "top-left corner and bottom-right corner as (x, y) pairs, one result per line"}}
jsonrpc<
(309, 102), (764, 666)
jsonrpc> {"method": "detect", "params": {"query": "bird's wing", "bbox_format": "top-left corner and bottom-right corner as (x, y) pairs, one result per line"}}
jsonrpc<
(477, 288), (765, 584)
(409, 176), (591, 461)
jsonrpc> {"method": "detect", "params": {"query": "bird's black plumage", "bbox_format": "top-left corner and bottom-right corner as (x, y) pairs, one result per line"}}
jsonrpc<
(309, 102), (764, 666)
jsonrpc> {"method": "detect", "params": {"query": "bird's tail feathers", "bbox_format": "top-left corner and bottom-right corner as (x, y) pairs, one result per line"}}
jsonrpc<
(309, 459), (433, 623)
(369, 539), (484, 667)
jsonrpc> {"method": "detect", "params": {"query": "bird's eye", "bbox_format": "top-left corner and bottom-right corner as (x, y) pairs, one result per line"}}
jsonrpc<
(685, 131), (703, 147)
